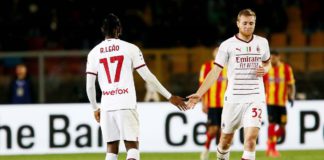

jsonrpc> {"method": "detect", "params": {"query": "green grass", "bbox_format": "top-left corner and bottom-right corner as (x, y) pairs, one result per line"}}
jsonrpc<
(1, 150), (324, 160)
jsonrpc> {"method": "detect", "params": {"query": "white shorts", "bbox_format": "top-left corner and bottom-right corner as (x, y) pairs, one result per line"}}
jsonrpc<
(221, 102), (264, 134)
(100, 109), (139, 143)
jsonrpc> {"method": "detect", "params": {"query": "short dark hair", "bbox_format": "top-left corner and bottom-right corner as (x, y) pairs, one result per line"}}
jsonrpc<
(102, 13), (122, 37)
(270, 50), (279, 55)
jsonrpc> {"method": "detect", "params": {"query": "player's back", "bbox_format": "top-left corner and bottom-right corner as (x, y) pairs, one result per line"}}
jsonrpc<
(87, 38), (145, 111)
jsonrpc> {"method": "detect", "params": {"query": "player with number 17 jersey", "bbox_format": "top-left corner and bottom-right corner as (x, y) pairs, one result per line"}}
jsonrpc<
(86, 14), (187, 160)
(86, 38), (146, 111)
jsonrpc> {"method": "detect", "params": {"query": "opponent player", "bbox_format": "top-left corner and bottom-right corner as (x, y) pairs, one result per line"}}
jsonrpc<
(86, 13), (187, 160)
(199, 47), (227, 160)
(263, 50), (295, 157)
(187, 9), (271, 160)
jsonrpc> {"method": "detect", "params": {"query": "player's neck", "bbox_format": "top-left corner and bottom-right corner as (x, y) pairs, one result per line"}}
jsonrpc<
(272, 61), (281, 66)
(237, 33), (253, 42)
(105, 36), (118, 39)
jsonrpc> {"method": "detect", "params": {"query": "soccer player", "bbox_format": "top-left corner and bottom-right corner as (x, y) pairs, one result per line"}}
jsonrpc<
(263, 50), (295, 157)
(199, 47), (227, 160)
(187, 9), (271, 160)
(86, 13), (187, 160)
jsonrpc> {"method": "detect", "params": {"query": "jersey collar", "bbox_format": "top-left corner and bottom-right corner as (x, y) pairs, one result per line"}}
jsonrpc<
(235, 34), (254, 43)
(105, 38), (118, 41)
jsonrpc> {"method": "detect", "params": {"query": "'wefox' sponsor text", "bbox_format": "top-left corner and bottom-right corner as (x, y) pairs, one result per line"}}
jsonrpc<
(102, 88), (128, 96)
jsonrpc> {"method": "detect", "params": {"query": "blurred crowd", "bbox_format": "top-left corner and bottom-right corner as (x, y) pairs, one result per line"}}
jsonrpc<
(0, 0), (323, 51)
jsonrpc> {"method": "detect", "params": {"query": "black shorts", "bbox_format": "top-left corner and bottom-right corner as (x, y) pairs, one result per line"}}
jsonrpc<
(267, 105), (287, 125)
(207, 108), (223, 126)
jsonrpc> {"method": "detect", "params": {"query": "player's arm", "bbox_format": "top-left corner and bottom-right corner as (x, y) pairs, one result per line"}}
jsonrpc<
(287, 66), (296, 107)
(287, 83), (296, 106)
(199, 64), (208, 113)
(257, 39), (272, 77)
(136, 66), (188, 111)
(86, 74), (99, 110)
(86, 74), (100, 122)
(187, 65), (223, 108)
(86, 49), (100, 122)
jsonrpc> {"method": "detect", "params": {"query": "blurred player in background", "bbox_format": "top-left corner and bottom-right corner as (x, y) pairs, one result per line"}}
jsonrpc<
(86, 13), (187, 160)
(9, 63), (34, 104)
(144, 82), (160, 102)
(199, 47), (227, 160)
(263, 50), (295, 157)
(188, 9), (271, 160)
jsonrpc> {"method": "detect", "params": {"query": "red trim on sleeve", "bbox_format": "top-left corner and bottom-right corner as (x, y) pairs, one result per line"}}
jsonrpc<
(213, 62), (224, 69)
(134, 64), (146, 70)
(86, 72), (97, 76)
(263, 56), (271, 63)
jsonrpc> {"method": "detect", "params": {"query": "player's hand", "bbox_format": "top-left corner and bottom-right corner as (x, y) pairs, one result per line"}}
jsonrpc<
(186, 93), (201, 109)
(169, 95), (188, 111)
(94, 108), (100, 123)
(256, 66), (266, 77)
(288, 97), (294, 108)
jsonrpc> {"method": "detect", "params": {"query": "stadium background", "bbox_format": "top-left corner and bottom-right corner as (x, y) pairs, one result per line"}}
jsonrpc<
(1, 0), (324, 159)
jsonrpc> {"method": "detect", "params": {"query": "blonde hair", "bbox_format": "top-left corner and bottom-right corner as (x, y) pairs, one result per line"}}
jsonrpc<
(237, 8), (256, 21)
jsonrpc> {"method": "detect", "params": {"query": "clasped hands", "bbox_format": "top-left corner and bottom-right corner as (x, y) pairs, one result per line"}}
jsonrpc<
(169, 94), (201, 111)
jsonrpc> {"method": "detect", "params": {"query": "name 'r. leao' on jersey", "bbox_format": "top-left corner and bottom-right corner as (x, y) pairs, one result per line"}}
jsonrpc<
(86, 38), (145, 111)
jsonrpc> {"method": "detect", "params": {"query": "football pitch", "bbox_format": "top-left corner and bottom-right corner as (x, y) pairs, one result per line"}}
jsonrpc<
(1, 150), (324, 160)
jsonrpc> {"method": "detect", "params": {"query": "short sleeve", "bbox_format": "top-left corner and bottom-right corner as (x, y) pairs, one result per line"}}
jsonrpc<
(86, 50), (98, 75)
(262, 39), (271, 62)
(286, 65), (295, 84)
(215, 43), (228, 68)
(132, 46), (146, 70)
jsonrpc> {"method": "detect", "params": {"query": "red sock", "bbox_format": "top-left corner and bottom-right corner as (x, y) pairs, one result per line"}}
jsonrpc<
(205, 133), (215, 149)
(275, 126), (285, 139)
(267, 124), (277, 150)
(268, 124), (276, 139)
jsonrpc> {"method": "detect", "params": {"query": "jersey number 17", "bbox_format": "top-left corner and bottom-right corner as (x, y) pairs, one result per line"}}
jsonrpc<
(100, 55), (124, 83)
